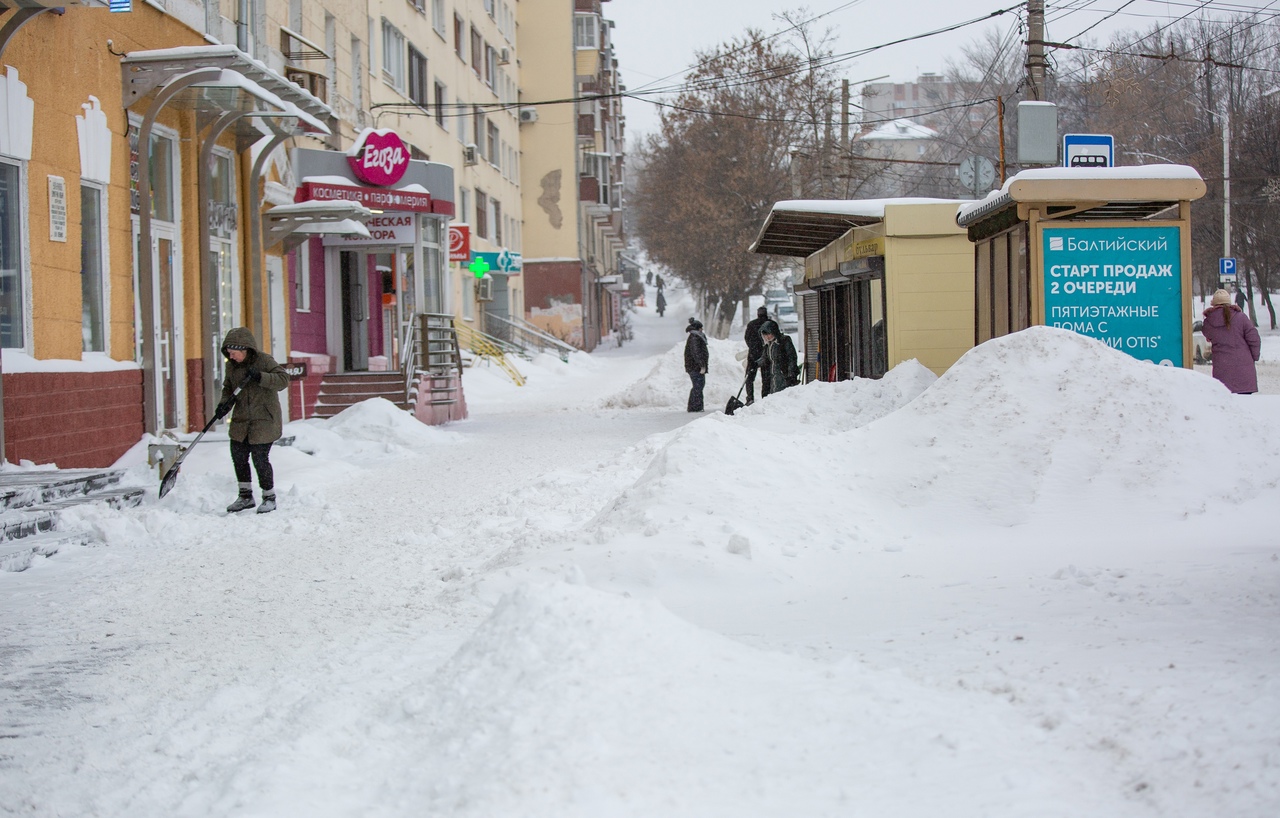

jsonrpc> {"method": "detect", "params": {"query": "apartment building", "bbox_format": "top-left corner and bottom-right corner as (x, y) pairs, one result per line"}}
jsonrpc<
(518, 0), (626, 350)
(0, 0), (624, 468)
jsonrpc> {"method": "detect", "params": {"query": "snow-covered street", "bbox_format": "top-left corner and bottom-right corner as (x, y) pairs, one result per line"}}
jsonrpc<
(2, 286), (1278, 817)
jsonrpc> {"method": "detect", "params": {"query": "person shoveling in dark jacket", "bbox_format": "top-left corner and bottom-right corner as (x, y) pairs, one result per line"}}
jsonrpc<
(759, 320), (799, 396)
(217, 327), (289, 514)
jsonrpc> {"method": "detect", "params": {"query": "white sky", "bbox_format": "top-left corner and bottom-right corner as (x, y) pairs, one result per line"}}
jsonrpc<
(605, 0), (1276, 139)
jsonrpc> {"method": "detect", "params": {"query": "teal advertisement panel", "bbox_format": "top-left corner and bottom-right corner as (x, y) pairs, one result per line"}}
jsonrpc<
(1042, 225), (1183, 366)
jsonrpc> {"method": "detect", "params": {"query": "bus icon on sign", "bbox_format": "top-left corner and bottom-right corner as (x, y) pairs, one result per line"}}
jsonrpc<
(1070, 154), (1109, 168)
(1063, 134), (1114, 168)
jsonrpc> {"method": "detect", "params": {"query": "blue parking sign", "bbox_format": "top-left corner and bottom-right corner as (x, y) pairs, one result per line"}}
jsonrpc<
(1220, 257), (1236, 277)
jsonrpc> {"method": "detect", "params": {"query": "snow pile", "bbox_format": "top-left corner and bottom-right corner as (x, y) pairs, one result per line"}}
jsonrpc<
(292, 397), (460, 456)
(860, 326), (1280, 521)
(602, 336), (746, 409)
(730, 358), (937, 434)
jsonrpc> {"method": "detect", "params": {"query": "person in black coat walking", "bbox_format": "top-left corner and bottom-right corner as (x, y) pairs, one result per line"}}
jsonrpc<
(743, 305), (769, 404)
(684, 317), (709, 412)
(759, 320), (799, 396)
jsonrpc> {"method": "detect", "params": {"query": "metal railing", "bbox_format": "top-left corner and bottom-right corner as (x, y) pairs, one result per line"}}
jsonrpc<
(455, 322), (526, 386)
(482, 312), (577, 362)
(400, 313), (465, 406)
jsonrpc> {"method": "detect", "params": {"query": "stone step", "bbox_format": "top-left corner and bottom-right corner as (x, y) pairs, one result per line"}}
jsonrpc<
(0, 530), (91, 573)
(0, 469), (123, 511)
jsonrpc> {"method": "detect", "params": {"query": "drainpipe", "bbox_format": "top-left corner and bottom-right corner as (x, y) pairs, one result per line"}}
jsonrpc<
(237, 0), (250, 52)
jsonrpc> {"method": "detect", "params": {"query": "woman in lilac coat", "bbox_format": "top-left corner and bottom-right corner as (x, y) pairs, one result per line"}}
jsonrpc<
(1202, 288), (1261, 394)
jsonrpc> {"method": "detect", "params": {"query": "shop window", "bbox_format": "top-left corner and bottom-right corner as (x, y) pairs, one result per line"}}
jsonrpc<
(294, 243), (311, 313)
(80, 183), (106, 352)
(0, 160), (24, 349)
(149, 133), (175, 222)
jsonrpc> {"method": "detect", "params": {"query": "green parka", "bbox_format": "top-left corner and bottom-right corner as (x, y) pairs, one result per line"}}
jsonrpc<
(219, 327), (289, 445)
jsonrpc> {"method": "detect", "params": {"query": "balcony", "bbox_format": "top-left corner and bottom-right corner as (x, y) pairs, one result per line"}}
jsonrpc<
(285, 66), (328, 105)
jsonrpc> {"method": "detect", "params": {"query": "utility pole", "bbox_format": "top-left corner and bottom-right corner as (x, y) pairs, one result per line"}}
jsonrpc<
(841, 80), (851, 197)
(1026, 0), (1046, 101)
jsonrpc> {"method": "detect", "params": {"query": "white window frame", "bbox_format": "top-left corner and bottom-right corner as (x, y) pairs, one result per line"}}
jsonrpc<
(382, 19), (406, 92)
(0, 156), (30, 352)
(80, 180), (109, 353)
(574, 14), (599, 50)
(295, 240), (311, 313)
(432, 0), (447, 38)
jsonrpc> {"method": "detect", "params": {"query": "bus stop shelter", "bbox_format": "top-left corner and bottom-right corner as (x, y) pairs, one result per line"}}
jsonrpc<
(956, 165), (1207, 366)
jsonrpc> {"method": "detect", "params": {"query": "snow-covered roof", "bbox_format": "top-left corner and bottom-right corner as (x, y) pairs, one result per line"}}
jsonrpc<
(752, 198), (971, 257)
(860, 119), (938, 141)
(957, 164), (1207, 227)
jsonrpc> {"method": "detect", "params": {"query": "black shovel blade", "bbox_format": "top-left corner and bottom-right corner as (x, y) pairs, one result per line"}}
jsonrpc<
(725, 395), (745, 416)
(158, 463), (182, 498)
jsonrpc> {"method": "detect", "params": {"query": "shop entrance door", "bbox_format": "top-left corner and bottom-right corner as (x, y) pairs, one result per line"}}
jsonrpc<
(340, 249), (369, 371)
(134, 220), (183, 430)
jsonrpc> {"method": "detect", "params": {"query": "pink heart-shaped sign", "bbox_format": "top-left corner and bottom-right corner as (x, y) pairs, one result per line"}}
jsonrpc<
(348, 130), (410, 186)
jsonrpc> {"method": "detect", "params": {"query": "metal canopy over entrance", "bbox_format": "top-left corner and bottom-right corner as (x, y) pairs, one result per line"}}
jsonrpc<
(121, 46), (333, 433)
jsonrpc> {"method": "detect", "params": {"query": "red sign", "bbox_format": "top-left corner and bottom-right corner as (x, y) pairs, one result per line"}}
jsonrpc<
(347, 129), (410, 186)
(296, 182), (435, 212)
(448, 224), (471, 262)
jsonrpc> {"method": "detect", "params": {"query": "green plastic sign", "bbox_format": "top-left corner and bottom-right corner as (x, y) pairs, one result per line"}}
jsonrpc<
(469, 257), (490, 278)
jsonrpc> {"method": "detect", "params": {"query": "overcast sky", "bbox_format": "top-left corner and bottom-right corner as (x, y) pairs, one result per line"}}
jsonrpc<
(604, 0), (1274, 140)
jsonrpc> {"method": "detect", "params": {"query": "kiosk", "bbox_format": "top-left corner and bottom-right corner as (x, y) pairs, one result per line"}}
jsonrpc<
(752, 199), (975, 380)
(956, 165), (1206, 367)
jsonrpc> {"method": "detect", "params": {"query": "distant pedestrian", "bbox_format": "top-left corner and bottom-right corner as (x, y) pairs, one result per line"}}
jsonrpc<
(1234, 285), (1247, 310)
(655, 274), (665, 291)
(218, 327), (290, 513)
(1202, 288), (1261, 394)
(684, 317), (709, 412)
(656, 288), (667, 317)
(646, 271), (653, 286)
(743, 305), (769, 404)
(758, 320), (799, 396)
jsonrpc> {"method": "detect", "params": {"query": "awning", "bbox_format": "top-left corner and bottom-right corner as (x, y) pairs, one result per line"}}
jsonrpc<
(122, 45), (333, 134)
(750, 207), (882, 258)
(264, 200), (376, 250)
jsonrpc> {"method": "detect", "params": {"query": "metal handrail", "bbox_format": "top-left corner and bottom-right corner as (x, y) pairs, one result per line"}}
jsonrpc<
(399, 318), (419, 406)
(484, 312), (577, 362)
(455, 322), (526, 386)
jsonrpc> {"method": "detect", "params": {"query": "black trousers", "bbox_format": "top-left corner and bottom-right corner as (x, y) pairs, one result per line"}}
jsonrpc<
(745, 359), (762, 402)
(687, 372), (705, 412)
(230, 439), (274, 493)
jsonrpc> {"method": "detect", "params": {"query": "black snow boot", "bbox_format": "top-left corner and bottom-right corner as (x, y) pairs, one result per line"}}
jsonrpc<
(226, 485), (255, 513)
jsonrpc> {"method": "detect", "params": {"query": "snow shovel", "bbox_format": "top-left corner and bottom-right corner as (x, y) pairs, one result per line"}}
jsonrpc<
(724, 376), (748, 416)
(158, 385), (241, 499)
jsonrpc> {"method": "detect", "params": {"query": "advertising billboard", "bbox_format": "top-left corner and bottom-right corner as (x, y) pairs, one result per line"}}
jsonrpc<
(1041, 224), (1183, 366)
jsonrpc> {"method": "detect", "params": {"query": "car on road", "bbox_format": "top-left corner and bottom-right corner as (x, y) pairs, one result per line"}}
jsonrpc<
(1192, 320), (1212, 364)
(776, 302), (799, 333)
(764, 288), (791, 307)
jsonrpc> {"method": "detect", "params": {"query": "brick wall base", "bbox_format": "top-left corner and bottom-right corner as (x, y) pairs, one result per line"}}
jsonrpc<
(3, 369), (145, 468)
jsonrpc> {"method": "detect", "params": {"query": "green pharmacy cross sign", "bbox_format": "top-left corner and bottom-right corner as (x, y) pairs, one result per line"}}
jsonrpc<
(469, 257), (491, 278)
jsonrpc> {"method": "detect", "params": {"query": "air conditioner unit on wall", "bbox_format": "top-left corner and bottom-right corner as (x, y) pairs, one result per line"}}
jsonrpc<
(463, 144), (479, 166)
(499, 47), (511, 65)
(518, 107), (538, 124)
(476, 275), (493, 302)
